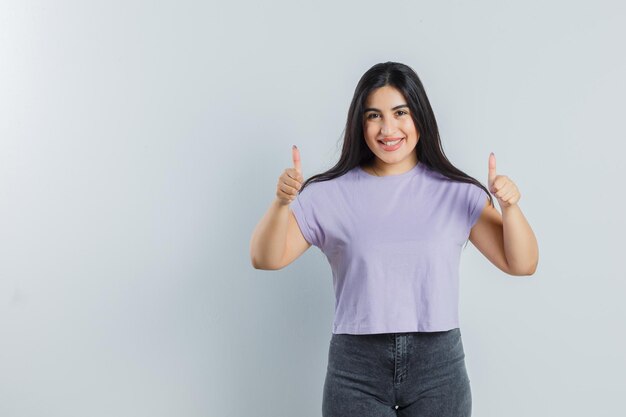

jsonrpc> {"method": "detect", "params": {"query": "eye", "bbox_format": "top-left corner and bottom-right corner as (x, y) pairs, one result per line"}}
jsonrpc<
(366, 110), (408, 120)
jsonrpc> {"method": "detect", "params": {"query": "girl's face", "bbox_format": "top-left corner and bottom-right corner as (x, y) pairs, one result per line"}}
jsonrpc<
(362, 85), (420, 172)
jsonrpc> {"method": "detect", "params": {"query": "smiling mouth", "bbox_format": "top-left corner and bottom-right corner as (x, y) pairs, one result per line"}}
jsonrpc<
(378, 138), (404, 145)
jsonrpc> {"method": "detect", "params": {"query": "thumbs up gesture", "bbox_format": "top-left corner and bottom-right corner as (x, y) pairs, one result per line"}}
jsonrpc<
(276, 145), (305, 206)
(488, 152), (520, 209)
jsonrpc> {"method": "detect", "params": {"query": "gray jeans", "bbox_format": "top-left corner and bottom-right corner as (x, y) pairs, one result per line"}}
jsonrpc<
(322, 327), (472, 417)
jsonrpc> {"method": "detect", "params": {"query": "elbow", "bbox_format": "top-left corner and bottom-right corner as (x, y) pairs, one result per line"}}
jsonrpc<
(513, 262), (538, 277)
(505, 259), (538, 277)
(251, 257), (262, 270)
(525, 261), (538, 276)
(504, 245), (539, 276)
(525, 256), (539, 276)
(251, 256), (267, 270)
(516, 269), (535, 277)
(250, 235), (281, 271)
(249, 239), (286, 270)
(250, 240), (271, 270)
(250, 256), (283, 271)
(523, 249), (540, 276)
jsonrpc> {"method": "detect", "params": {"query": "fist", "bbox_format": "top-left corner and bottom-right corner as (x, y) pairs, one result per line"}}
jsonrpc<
(276, 145), (304, 206)
(488, 152), (520, 209)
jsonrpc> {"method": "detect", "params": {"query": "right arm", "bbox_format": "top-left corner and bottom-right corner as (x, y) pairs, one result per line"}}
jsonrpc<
(249, 145), (312, 270)
(249, 198), (311, 270)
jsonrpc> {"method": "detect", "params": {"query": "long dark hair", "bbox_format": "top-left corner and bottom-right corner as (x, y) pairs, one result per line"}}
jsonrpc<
(298, 61), (494, 211)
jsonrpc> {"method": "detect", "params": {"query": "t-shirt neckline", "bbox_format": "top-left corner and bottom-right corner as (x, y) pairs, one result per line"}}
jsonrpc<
(357, 161), (422, 179)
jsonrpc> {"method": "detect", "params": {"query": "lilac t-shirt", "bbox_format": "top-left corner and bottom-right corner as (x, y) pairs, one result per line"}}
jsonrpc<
(290, 161), (489, 335)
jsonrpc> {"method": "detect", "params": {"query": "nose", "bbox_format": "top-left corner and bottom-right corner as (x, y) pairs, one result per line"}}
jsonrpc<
(381, 118), (399, 136)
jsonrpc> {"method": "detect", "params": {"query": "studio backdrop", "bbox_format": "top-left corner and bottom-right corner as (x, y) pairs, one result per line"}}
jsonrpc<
(0, 0), (624, 416)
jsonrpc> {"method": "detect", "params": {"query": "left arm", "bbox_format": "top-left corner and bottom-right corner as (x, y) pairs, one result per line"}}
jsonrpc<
(468, 153), (539, 276)
(469, 199), (539, 276)
(501, 204), (538, 275)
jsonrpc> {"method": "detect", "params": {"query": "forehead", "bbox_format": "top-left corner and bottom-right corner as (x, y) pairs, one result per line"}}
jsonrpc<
(365, 85), (406, 106)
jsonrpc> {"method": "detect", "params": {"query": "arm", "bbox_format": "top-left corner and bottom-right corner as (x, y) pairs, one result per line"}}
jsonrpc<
(469, 199), (538, 276)
(468, 152), (539, 276)
(250, 198), (291, 270)
(501, 203), (539, 275)
(250, 198), (312, 270)
(250, 145), (310, 270)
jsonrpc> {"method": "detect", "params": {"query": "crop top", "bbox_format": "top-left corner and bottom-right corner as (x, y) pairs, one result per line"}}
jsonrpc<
(289, 161), (490, 335)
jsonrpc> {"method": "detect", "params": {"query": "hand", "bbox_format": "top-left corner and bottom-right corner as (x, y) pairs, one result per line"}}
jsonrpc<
(488, 152), (520, 209)
(276, 145), (304, 206)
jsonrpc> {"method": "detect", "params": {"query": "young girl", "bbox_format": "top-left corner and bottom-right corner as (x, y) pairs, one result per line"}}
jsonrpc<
(250, 61), (538, 417)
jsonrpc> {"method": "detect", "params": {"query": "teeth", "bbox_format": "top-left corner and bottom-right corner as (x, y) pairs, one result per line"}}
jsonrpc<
(382, 139), (402, 146)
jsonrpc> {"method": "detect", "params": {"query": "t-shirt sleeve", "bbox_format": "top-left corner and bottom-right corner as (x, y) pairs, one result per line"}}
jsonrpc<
(468, 184), (490, 231)
(289, 187), (322, 248)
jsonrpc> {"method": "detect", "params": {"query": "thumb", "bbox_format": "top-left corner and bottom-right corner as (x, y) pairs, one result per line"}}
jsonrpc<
(488, 152), (497, 188)
(292, 145), (302, 174)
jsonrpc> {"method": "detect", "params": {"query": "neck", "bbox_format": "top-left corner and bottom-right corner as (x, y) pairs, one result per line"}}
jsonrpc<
(368, 157), (419, 177)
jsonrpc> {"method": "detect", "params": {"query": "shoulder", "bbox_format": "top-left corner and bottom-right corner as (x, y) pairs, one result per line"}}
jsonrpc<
(298, 178), (328, 197)
(467, 181), (489, 197)
(300, 171), (354, 194)
(295, 177), (334, 206)
(420, 164), (457, 185)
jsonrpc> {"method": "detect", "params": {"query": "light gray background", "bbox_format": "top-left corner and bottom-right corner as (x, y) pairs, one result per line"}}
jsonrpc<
(1, 0), (624, 416)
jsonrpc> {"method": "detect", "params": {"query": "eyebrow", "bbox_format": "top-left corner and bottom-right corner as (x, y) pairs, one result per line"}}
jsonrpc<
(363, 104), (409, 113)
